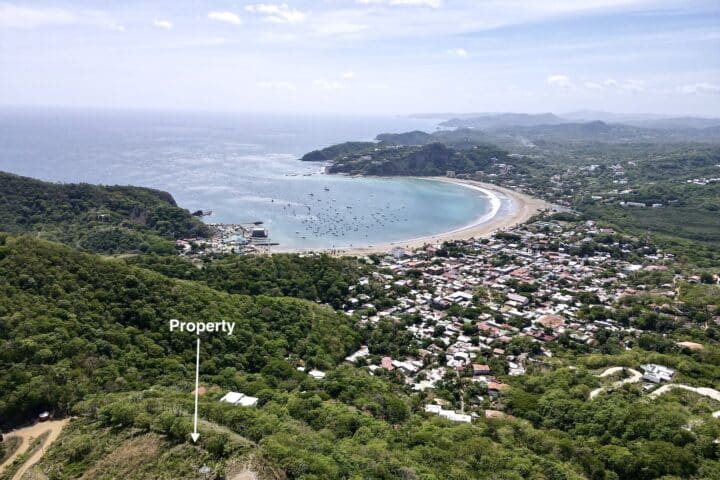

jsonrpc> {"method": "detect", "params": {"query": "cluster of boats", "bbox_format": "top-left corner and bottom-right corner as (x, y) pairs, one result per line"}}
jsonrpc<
(276, 186), (409, 243)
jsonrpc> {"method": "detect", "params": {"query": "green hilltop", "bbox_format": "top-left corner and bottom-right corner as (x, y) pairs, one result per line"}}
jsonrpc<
(0, 234), (360, 428)
(0, 171), (212, 254)
(303, 141), (508, 177)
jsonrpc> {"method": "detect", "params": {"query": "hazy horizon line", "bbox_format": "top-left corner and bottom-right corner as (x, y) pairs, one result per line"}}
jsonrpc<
(1, 104), (718, 120)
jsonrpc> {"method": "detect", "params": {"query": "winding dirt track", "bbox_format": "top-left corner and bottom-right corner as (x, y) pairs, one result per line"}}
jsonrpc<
(649, 383), (720, 401)
(649, 384), (720, 417)
(589, 367), (643, 399)
(0, 419), (68, 480)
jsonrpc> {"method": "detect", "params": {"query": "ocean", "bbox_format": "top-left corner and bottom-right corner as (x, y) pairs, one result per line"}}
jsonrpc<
(0, 108), (498, 250)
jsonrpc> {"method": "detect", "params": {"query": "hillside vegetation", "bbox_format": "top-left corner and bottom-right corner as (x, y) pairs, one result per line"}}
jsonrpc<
(126, 252), (364, 309)
(2, 232), (720, 479)
(0, 171), (211, 254)
(0, 234), (360, 428)
(300, 141), (375, 162)
(307, 142), (508, 176)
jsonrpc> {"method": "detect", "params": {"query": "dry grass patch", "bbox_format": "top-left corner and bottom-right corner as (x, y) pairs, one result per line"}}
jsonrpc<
(78, 434), (161, 480)
(225, 455), (286, 480)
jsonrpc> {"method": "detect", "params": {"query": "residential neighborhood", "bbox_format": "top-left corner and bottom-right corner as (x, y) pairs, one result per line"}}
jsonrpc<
(337, 217), (714, 421)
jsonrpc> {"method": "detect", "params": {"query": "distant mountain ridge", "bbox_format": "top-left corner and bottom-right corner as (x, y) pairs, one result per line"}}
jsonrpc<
(441, 113), (566, 129)
(437, 111), (720, 131)
(300, 112), (720, 178)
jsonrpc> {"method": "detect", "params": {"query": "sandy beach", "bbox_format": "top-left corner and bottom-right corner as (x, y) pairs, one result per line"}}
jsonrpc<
(274, 177), (552, 256)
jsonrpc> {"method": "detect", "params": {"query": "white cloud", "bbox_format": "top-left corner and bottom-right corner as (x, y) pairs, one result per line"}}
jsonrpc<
(603, 78), (619, 88)
(255, 31), (299, 43)
(0, 3), (75, 28)
(314, 22), (367, 36)
(162, 37), (230, 49)
(207, 11), (242, 25)
(602, 78), (645, 93)
(391, 0), (442, 7)
(314, 79), (344, 89)
(446, 48), (468, 57)
(546, 74), (574, 89)
(622, 79), (644, 93)
(356, 0), (443, 8)
(153, 19), (173, 30)
(258, 81), (297, 91)
(677, 82), (720, 95)
(0, 3), (123, 31)
(245, 4), (306, 24)
(342, 71), (356, 79)
(584, 81), (603, 89)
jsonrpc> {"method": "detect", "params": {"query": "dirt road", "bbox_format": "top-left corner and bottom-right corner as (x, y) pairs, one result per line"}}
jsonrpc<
(0, 419), (68, 480)
(589, 367), (643, 399)
(650, 384), (720, 401)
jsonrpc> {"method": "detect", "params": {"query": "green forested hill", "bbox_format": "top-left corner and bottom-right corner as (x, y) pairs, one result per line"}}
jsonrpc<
(326, 143), (508, 176)
(300, 141), (375, 162)
(3, 169), (720, 479)
(2, 238), (720, 479)
(376, 128), (499, 149)
(126, 252), (363, 308)
(0, 234), (360, 427)
(0, 234), (586, 480)
(300, 135), (508, 176)
(0, 171), (211, 254)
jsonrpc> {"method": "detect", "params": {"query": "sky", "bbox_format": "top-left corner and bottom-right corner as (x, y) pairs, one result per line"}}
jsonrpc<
(0, 0), (718, 116)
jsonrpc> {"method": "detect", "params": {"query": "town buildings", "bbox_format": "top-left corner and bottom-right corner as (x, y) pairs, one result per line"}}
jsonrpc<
(341, 218), (688, 419)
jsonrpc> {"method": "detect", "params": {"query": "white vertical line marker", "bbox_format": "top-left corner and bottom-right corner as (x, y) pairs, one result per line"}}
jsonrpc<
(191, 337), (200, 443)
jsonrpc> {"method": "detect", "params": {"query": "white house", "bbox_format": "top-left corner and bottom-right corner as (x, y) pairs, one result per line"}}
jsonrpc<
(425, 404), (472, 423)
(308, 369), (326, 380)
(641, 364), (675, 383)
(220, 391), (259, 407)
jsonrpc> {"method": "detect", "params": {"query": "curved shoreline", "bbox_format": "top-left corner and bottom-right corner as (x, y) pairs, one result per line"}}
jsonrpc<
(272, 177), (552, 256)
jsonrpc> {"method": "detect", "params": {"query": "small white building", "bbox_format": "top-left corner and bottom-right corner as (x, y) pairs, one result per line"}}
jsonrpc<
(425, 404), (471, 423)
(439, 410), (472, 423)
(251, 227), (268, 238)
(641, 364), (675, 383)
(220, 391), (259, 407)
(345, 345), (370, 363)
(425, 404), (442, 414)
(506, 293), (529, 305)
(446, 291), (474, 303)
(391, 247), (406, 259)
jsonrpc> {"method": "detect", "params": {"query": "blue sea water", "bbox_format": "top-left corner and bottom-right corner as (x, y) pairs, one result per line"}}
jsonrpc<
(0, 108), (497, 250)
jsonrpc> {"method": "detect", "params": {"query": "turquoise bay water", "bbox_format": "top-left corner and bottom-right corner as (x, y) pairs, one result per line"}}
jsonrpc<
(0, 109), (498, 250)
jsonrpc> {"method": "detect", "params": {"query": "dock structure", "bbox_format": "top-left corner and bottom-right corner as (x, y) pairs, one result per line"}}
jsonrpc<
(188, 221), (277, 255)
